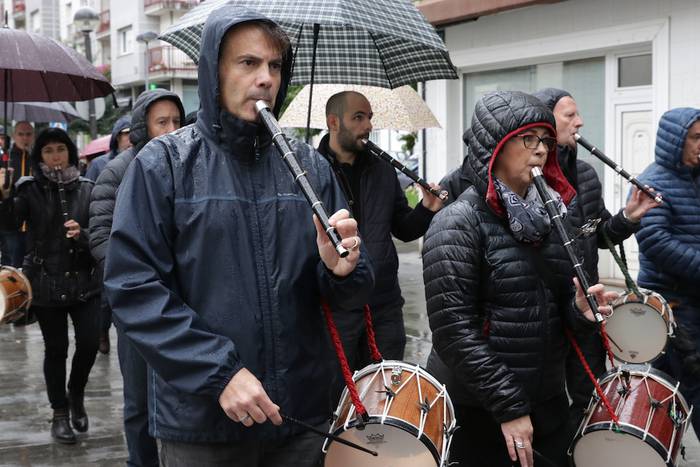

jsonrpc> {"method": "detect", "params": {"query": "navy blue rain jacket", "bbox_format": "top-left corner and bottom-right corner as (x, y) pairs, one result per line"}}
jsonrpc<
(636, 107), (700, 299)
(104, 7), (374, 443)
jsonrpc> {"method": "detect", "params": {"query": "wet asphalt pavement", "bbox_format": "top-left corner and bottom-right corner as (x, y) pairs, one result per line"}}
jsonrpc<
(0, 241), (698, 465)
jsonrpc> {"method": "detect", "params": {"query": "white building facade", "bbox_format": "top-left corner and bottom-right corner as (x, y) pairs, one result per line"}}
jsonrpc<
(419, 0), (700, 282)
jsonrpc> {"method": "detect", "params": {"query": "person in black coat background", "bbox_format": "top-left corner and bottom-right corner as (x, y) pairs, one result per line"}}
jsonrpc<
(317, 91), (443, 385)
(531, 88), (660, 431)
(0, 128), (99, 445)
(423, 91), (618, 467)
(89, 88), (184, 467)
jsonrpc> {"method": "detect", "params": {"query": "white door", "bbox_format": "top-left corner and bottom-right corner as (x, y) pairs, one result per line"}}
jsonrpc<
(603, 104), (654, 282)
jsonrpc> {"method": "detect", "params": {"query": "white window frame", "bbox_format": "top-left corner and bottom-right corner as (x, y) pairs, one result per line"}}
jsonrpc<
(118, 25), (133, 56)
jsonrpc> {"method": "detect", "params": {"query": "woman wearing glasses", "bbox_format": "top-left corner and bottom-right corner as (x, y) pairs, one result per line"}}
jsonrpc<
(423, 91), (617, 467)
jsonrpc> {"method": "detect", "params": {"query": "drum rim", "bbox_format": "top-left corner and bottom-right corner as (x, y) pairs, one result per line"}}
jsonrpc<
(572, 421), (674, 466)
(324, 415), (442, 465)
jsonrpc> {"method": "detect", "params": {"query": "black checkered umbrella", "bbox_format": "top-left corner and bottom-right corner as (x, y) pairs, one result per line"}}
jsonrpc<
(159, 0), (458, 89)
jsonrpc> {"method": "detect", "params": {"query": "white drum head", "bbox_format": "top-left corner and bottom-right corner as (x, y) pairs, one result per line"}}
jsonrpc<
(0, 290), (6, 321)
(573, 429), (666, 467)
(605, 302), (668, 363)
(324, 422), (436, 467)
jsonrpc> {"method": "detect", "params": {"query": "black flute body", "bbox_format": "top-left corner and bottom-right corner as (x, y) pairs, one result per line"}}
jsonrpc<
(54, 166), (71, 238)
(361, 139), (448, 201)
(530, 167), (604, 323)
(574, 133), (662, 204)
(255, 101), (349, 258)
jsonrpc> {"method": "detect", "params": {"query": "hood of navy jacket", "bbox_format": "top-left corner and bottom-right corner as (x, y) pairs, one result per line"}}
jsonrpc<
(654, 107), (700, 172)
(129, 89), (185, 153)
(195, 6), (292, 147)
(108, 115), (132, 156)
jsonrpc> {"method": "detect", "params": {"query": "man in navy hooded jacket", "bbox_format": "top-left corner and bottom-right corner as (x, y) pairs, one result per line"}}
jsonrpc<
(104, 5), (373, 466)
(636, 107), (700, 438)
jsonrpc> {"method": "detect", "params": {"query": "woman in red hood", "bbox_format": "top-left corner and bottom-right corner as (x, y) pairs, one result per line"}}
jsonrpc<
(422, 91), (617, 467)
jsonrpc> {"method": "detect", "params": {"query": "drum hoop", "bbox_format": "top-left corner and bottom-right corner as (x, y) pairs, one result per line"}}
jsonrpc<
(575, 421), (674, 465)
(325, 415), (443, 465)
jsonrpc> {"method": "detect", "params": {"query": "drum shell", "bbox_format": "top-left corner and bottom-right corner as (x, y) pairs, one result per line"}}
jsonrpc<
(325, 361), (455, 466)
(572, 366), (689, 467)
(0, 266), (32, 324)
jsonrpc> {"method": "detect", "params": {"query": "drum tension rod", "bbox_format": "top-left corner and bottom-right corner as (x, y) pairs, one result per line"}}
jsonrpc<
(376, 385), (396, 399)
(419, 398), (431, 414)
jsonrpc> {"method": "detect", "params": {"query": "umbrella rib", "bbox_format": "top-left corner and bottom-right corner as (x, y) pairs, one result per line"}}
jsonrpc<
(368, 31), (393, 89)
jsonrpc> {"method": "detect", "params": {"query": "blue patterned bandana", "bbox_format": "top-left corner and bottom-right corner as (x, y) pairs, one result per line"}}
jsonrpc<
(494, 177), (566, 244)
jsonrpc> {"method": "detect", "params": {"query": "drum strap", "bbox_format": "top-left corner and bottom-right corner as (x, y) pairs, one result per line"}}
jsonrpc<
(362, 304), (383, 363)
(321, 299), (371, 423)
(602, 230), (643, 299)
(565, 327), (620, 427)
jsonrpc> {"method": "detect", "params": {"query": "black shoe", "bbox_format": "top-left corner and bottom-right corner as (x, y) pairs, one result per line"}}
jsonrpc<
(98, 332), (110, 354)
(51, 409), (77, 444)
(68, 392), (88, 432)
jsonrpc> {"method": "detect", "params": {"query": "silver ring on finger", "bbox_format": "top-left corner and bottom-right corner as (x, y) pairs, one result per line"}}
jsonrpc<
(349, 237), (359, 251)
(515, 440), (525, 449)
(239, 413), (251, 423)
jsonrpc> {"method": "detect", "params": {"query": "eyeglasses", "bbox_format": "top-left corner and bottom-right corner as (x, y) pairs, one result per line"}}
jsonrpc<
(517, 133), (557, 151)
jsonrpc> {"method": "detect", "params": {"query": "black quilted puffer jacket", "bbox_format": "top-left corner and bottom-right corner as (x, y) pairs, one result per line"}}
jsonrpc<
(423, 91), (595, 425)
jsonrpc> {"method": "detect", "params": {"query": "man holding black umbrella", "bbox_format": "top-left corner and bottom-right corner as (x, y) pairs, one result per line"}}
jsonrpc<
(0, 121), (34, 267)
(105, 5), (372, 467)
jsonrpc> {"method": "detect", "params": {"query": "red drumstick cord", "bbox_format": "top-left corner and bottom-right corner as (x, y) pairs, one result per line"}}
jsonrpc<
(565, 327), (620, 426)
(598, 322), (617, 368)
(321, 299), (369, 421)
(363, 305), (383, 363)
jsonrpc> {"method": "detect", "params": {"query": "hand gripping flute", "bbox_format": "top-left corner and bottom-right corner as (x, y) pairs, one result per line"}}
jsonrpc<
(255, 101), (349, 258)
(361, 139), (448, 201)
(530, 167), (605, 323)
(574, 133), (662, 204)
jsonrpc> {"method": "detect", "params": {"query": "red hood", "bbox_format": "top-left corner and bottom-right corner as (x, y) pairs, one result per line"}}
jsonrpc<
(485, 122), (576, 216)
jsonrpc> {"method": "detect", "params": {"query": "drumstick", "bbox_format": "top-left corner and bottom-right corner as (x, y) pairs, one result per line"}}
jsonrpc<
(281, 413), (378, 457)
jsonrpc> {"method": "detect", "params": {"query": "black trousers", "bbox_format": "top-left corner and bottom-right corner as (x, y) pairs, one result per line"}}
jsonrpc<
(449, 405), (571, 467)
(34, 296), (100, 410)
(565, 331), (607, 434)
(160, 424), (327, 467)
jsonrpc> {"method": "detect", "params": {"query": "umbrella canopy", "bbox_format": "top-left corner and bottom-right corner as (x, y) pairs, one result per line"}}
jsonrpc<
(159, 0), (458, 89)
(0, 101), (81, 123)
(280, 84), (441, 132)
(0, 26), (114, 102)
(80, 134), (111, 159)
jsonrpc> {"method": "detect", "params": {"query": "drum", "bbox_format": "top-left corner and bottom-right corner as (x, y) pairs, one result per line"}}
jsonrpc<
(571, 365), (690, 467)
(605, 289), (674, 364)
(0, 266), (32, 325)
(322, 360), (455, 467)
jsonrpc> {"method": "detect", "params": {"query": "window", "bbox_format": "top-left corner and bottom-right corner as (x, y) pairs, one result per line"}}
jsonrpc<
(118, 26), (133, 55)
(618, 54), (652, 87)
(463, 57), (606, 182)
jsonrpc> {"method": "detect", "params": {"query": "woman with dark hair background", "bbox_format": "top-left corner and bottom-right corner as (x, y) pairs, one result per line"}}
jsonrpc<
(0, 128), (100, 445)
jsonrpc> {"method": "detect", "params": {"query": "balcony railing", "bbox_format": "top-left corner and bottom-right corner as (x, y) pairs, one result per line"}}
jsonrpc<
(149, 45), (197, 74)
(144, 0), (200, 10)
(13, 0), (25, 15)
(97, 10), (110, 34)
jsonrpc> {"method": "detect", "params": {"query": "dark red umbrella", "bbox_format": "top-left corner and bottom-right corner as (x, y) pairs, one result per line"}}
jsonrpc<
(0, 26), (114, 103)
